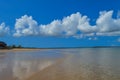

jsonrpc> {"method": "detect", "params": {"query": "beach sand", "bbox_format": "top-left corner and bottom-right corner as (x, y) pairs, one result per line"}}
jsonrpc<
(1, 48), (119, 80)
(25, 55), (83, 80)
(0, 48), (43, 52)
(25, 57), (67, 80)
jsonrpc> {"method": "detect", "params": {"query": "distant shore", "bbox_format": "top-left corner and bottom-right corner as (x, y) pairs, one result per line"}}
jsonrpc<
(0, 48), (43, 52)
(1, 46), (120, 52)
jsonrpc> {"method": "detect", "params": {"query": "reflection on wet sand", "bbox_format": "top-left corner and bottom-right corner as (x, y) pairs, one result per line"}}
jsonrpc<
(0, 48), (120, 80)
(0, 50), (63, 80)
(26, 48), (120, 80)
(13, 59), (55, 80)
(0, 52), (15, 80)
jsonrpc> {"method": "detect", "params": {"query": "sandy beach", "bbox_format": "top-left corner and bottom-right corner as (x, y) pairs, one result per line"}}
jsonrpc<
(24, 53), (87, 80)
(0, 48), (120, 80)
(25, 56), (66, 80)
(24, 48), (120, 80)
(0, 48), (43, 52)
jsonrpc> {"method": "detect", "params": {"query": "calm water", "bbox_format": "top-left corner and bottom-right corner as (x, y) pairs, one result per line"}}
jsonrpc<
(0, 48), (120, 80)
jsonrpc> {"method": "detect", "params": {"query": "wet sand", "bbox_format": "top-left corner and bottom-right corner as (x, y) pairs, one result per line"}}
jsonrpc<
(0, 49), (65, 80)
(18, 53), (65, 80)
(25, 56), (102, 80)
(0, 48), (120, 80)
(25, 48), (120, 80)
(11, 55), (65, 80)
(25, 57), (66, 80)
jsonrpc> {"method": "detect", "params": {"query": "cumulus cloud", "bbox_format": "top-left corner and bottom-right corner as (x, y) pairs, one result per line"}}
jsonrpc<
(39, 12), (95, 37)
(14, 12), (96, 37)
(0, 23), (9, 36)
(96, 10), (120, 35)
(13, 15), (39, 37)
(40, 20), (63, 36)
(13, 10), (120, 38)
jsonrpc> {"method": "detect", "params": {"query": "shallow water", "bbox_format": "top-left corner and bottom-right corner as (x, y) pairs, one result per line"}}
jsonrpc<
(0, 48), (120, 80)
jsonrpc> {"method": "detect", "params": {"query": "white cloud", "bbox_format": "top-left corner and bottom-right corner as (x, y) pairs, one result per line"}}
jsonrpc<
(40, 20), (62, 36)
(13, 15), (39, 37)
(39, 12), (95, 37)
(14, 12), (96, 37)
(0, 23), (9, 36)
(13, 10), (120, 38)
(96, 10), (120, 35)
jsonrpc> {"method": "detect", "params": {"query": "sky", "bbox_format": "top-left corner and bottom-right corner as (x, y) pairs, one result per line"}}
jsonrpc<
(0, 0), (120, 48)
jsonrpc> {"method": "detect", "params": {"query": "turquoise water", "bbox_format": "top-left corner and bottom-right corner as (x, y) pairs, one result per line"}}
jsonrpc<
(0, 48), (120, 80)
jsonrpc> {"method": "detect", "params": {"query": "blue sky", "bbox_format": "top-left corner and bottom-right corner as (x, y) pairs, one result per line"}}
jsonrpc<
(0, 0), (120, 48)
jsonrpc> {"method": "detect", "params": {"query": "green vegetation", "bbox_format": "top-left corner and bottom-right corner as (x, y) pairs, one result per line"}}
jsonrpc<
(7, 45), (23, 49)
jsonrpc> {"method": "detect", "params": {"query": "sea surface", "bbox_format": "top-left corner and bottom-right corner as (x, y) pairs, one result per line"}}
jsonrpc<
(0, 48), (120, 80)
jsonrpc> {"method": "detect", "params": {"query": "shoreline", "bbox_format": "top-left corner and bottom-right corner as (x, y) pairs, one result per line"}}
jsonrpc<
(1, 46), (120, 52)
(0, 48), (43, 52)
